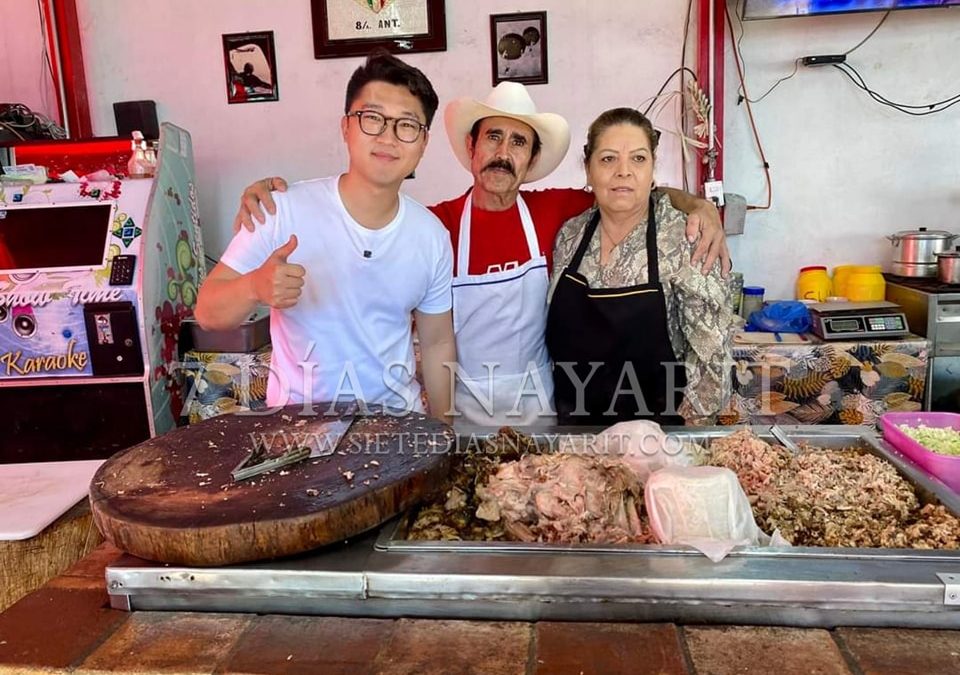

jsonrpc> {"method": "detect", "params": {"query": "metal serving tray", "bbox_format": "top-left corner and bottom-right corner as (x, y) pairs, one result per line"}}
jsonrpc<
(377, 425), (960, 554)
(105, 426), (960, 628)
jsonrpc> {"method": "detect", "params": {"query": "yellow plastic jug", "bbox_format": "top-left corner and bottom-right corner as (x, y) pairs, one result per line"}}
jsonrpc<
(796, 266), (832, 302)
(832, 265), (856, 299)
(846, 265), (885, 302)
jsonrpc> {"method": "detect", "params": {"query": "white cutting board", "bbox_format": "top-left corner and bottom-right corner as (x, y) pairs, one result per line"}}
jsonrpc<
(0, 459), (105, 541)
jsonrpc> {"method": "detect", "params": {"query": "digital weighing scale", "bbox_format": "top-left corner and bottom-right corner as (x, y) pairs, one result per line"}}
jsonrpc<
(809, 301), (910, 340)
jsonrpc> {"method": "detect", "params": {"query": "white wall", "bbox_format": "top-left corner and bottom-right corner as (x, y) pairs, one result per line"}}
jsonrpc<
(70, 1), (960, 299)
(0, 0), (60, 122)
(75, 0), (692, 257)
(723, 4), (960, 298)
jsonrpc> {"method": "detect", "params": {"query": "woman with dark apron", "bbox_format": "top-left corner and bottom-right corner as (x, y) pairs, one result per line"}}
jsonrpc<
(546, 108), (737, 426)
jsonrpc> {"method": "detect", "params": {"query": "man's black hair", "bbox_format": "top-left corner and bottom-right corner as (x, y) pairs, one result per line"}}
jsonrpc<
(469, 119), (542, 159)
(344, 49), (439, 127)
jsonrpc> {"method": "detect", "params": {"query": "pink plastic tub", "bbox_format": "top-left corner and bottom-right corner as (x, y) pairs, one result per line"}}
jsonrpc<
(880, 412), (960, 493)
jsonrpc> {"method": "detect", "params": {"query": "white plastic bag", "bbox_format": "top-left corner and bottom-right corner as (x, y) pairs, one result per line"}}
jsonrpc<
(559, 420), (702, 483)
(645, 465), (788, 562)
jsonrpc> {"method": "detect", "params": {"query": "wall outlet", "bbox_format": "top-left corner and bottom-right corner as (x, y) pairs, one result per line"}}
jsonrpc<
(704, 180), (724, 206)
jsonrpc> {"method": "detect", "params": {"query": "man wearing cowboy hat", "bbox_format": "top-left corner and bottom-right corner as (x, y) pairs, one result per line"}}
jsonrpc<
(233, 82), (727, 427)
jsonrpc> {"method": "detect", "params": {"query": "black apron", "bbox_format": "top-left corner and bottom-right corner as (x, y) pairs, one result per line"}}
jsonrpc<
(546, 199), (686, 426)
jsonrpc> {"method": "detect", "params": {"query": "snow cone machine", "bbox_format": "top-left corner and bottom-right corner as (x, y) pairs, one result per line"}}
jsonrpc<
(0, 123), (204, 461)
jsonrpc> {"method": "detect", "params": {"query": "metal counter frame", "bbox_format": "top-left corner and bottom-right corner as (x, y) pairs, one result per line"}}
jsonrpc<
(105, 426), (960, 628)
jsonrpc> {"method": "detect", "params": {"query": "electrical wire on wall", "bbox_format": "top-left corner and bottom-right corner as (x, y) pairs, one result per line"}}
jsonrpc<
(731, 2), (800, 104)
(642, 0), (706, 194)
(832, 62), (960, 115)
(35, 0), (62, 132)
(637, 67), (712, 195)
(845, 5), (894, 55)
(725, 2), (771, 210)
(825, 1), (960, 116)
(679, 0), (695, 191)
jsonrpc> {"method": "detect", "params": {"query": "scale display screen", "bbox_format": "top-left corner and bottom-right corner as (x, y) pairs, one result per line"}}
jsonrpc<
(0, 202), (114, 274)
(827, 318), (863, 332)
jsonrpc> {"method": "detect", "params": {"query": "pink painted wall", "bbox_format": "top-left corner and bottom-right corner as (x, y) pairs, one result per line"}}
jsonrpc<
(0, 0), (60, 123)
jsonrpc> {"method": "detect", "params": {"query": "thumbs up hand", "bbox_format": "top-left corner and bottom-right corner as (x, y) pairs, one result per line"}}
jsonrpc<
(252, 235), (306, 308)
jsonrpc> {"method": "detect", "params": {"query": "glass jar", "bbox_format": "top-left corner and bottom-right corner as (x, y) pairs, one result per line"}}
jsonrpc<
(741, 286), (765, 319)
(729, 272), (744, 315)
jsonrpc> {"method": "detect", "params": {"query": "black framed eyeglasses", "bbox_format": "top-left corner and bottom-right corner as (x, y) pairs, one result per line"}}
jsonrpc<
(346, 110), (427, 143)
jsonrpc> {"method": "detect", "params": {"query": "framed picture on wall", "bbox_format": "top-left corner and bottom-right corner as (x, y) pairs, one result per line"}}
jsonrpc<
(490, 11), (548, 86)
(310, 0), (447, 59)
(222, 31), (279, 104)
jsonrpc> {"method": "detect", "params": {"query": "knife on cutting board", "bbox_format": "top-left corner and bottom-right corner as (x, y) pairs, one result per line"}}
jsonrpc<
(232, 411), (357, 481)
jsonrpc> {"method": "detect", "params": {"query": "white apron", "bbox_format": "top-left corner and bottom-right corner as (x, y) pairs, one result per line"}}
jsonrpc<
(451, 193), (555, 428)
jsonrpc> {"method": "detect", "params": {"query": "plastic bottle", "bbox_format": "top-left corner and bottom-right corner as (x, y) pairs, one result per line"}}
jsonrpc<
(127, 131), (149, 178)
(796, 266), (832, 302)
(741, 286), (765, 320)
(143, 141), (158, 177)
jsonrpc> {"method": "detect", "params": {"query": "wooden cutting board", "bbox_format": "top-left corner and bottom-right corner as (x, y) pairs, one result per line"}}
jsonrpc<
(90, 406), (454, 566)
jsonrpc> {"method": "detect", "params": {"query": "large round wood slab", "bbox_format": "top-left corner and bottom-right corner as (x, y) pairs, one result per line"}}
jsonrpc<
(89, 406), (454, 566)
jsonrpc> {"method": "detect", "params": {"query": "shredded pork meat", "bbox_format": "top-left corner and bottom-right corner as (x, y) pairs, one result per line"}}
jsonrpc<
(410, 426), (960, 551)
(708, 428), (960, 549)
(475, 453), (653, 544)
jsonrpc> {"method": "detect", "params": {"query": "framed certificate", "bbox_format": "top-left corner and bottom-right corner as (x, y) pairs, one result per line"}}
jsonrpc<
(311, 0), (447, 59)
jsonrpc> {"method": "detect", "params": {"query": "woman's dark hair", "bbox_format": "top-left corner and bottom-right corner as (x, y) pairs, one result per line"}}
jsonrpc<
(344, 49), (439, 126)
(582, 108), (659, 164)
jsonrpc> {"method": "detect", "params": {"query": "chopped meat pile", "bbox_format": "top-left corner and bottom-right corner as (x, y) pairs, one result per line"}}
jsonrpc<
(708, 428), (791, 501)
(475, 453), (653, 544)
(409, 427), (654, 543)
(408, 428), (531, 541)
(708, 428), (960, 549)
(760, 450), (918, 548)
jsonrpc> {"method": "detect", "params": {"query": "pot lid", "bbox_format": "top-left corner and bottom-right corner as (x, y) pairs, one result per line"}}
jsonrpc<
(936, 246), (960, 258)
(891, 227), (956, 240)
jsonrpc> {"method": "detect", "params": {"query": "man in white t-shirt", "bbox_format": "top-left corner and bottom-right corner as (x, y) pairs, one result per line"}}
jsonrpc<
(195, 52), (455, 421)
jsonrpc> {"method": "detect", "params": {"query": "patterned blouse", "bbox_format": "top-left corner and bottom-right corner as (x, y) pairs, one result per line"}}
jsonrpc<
(548, 191), (740, 424)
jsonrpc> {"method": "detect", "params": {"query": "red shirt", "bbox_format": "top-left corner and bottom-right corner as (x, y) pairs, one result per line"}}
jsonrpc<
(429, 188), (595, 275)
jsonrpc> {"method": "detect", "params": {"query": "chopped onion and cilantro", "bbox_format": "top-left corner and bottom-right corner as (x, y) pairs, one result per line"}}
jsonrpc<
(898, 424), (960, 457)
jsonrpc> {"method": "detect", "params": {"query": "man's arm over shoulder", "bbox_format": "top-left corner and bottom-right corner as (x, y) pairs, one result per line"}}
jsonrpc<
(524, 187), (596, 221)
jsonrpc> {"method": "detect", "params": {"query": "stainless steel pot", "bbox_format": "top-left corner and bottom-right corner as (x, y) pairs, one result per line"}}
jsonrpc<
(937, 246), (960, 284)
(888, 227), (957, 277)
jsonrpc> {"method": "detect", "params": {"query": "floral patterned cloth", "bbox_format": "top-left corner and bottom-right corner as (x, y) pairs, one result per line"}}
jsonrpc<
(549, 191), (741, 424)
(181, 347), (272, 423)
(721, 336), (929, 426)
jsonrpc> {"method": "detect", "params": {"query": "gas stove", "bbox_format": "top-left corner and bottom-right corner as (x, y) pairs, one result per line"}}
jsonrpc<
(883, 273), (960, 295)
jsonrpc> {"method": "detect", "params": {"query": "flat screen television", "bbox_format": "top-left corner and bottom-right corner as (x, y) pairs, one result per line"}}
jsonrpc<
(743, 0), (960, 20)
(0, 202), (114, 274)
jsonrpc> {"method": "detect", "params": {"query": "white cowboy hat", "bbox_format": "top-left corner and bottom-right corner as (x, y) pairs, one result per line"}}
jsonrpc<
(443, 82), (571, 184)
